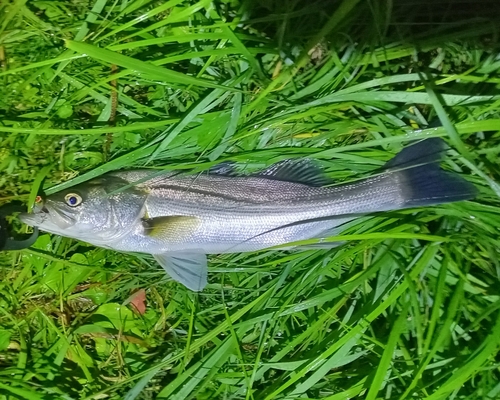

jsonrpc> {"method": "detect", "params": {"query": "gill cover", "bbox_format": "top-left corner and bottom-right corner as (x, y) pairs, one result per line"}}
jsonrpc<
(21, 174), (148, 242)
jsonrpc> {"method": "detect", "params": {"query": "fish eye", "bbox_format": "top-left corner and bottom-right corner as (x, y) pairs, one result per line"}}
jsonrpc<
(64, 193), (82, 207)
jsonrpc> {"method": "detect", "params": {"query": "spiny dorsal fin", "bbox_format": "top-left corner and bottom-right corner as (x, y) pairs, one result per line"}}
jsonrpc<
(208, 162), (238, 176)
(257, 159), (330, 187)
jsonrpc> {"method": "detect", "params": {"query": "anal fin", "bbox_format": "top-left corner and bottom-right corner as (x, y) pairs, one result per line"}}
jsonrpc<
(293, 241), (344, 250)
(154, 252), (208, 291)
(292, 224), (348, 250)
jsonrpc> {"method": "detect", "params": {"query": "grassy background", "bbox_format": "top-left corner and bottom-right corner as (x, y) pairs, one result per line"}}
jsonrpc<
(1, 0), (500, 398)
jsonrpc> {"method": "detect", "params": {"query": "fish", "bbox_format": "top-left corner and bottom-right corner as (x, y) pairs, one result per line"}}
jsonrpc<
(20, 138), (477, 291)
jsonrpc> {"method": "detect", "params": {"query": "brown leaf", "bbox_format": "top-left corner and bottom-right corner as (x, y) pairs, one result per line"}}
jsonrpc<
(129, 289), (147, 315)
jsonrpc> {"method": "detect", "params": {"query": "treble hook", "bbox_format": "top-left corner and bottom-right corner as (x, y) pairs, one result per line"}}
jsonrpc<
(0, 202), (39, 251)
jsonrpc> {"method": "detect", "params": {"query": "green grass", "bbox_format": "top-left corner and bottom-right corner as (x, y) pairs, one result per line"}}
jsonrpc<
(1, 0), (500, 399)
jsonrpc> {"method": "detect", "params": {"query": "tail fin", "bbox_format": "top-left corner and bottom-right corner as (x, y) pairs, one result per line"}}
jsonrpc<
(386, 138), (478, 207)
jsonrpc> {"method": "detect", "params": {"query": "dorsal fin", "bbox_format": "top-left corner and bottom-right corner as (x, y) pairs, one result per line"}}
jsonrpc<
(208, 161), (238, 176)
(256, 159), (330, 187)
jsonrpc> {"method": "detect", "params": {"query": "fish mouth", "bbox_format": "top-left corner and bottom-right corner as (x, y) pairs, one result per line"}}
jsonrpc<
(19, 203), (76, 231)
(19, 207), (48, 226)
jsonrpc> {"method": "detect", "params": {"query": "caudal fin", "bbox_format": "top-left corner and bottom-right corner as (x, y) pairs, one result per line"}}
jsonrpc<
(386, 138), (478, 207)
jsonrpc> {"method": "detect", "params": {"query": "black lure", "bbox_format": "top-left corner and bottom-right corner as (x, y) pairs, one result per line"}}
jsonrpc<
(0, 202), (39, 251)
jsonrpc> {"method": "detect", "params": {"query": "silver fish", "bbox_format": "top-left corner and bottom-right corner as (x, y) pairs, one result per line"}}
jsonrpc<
(20, 138), (477, 291)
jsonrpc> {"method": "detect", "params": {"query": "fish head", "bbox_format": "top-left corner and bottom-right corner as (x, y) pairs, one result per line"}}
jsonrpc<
(20, 176), (148, 245)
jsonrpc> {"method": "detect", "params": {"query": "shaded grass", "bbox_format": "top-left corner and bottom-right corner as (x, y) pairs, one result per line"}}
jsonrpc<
(1, 0), (500, 399)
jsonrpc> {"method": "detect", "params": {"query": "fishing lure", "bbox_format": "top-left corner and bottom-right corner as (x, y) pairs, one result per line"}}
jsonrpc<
(0, 202), (38, 251)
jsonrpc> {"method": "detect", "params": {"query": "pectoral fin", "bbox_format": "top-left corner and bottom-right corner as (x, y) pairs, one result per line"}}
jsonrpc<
(143, 215), (200, 240)
(154, 252), (208, 291)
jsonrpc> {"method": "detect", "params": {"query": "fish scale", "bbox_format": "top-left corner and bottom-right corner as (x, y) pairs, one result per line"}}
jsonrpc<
(132, 173), (400, 252)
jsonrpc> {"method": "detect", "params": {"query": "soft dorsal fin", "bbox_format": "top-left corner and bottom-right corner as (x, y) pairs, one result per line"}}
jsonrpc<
(256, 159), (329, 187)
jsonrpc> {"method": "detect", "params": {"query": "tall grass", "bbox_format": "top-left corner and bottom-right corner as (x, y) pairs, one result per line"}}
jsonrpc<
(1, 0), (500, 399)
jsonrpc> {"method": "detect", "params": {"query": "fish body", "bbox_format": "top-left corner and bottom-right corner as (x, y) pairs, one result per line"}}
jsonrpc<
(107, 170), (399, 253)
(20, 139), (477, 291)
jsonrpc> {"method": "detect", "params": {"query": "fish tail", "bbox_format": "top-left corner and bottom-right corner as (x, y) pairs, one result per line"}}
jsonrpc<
(387, 138), (478, 207)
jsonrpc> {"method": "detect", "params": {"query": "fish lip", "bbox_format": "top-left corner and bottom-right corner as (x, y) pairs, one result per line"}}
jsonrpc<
(20, 205), (77, 233)
(19, 209), (49, 226)
(19, 202), (76, 229)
